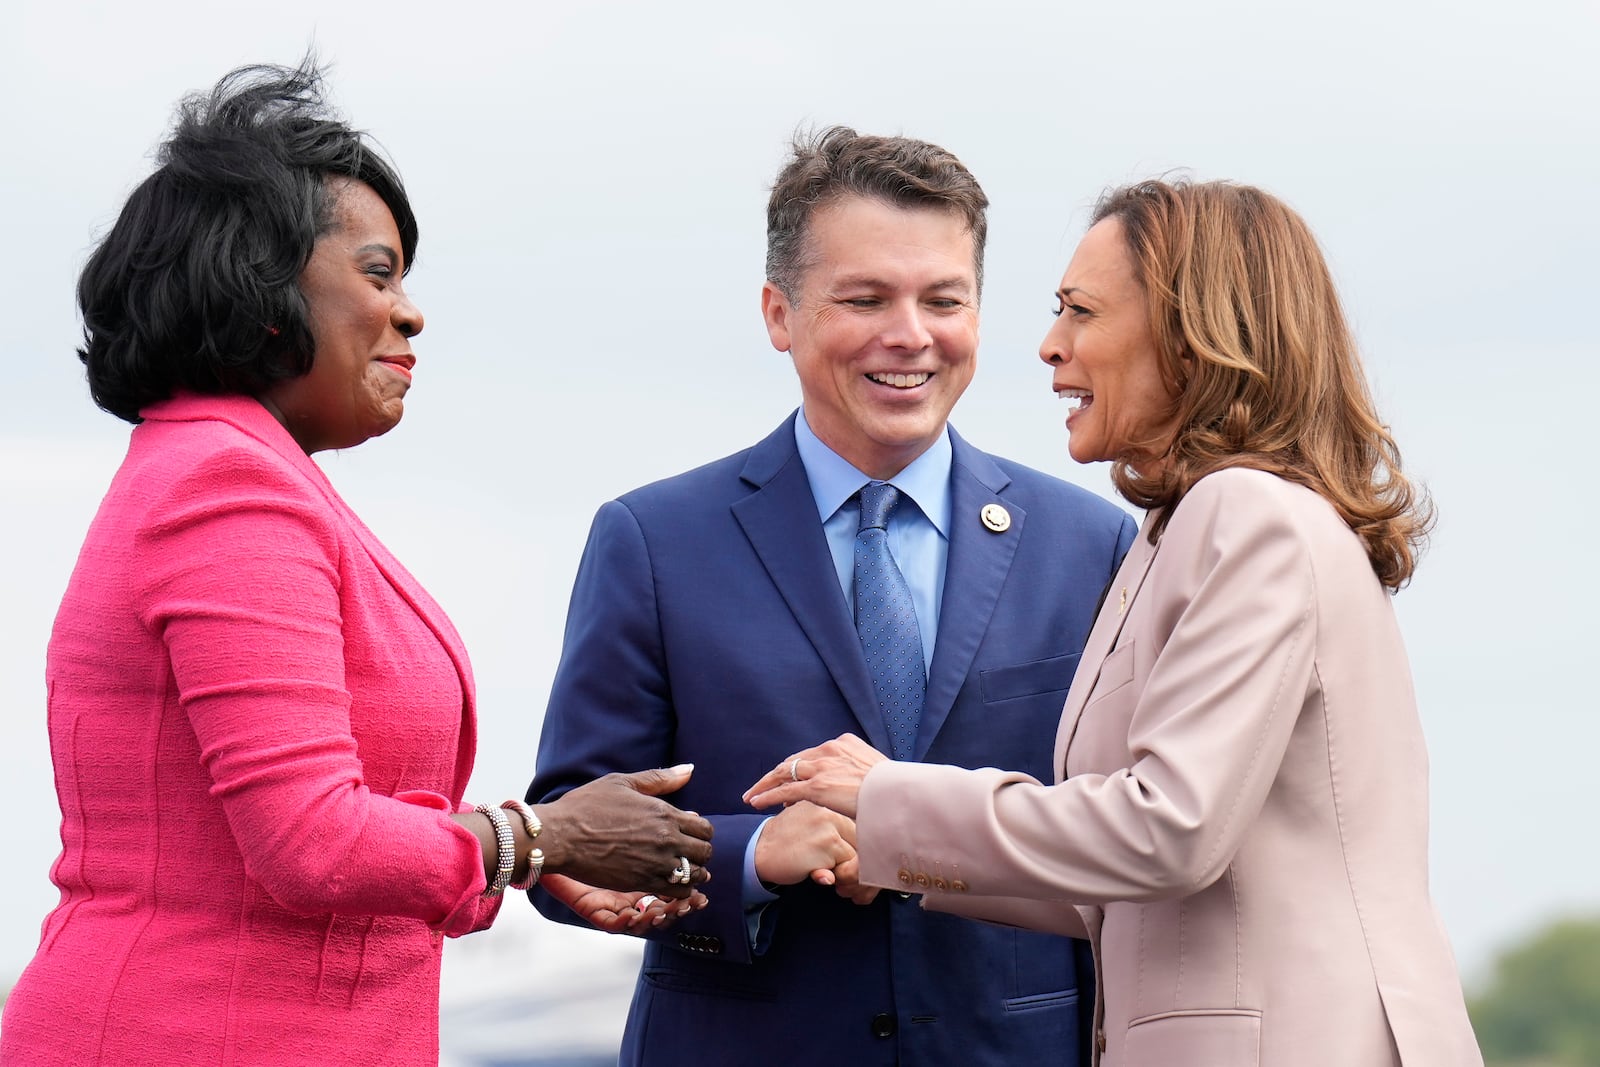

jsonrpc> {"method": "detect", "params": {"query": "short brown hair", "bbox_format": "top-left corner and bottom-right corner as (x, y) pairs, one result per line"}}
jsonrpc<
(1095, 179), (1431, 589)
(765, 126), (989, 300)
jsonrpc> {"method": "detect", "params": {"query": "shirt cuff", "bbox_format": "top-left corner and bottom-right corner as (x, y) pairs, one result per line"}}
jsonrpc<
(742, 817), (779, 951)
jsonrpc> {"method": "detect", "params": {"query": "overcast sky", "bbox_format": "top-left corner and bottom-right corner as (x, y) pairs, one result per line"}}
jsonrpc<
(3, 0), (1596, 1048)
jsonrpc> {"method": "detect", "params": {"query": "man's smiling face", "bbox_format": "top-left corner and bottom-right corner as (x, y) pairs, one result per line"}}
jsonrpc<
(762, 194), (979, 480)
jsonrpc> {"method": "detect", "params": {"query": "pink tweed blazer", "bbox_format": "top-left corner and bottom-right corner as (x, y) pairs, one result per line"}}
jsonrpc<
(2, 394), (497, 1065)
(856, 469), (1481, 1066)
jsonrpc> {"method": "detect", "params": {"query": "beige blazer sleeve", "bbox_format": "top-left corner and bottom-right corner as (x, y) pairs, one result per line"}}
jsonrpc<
(856, 469), (1315, 902)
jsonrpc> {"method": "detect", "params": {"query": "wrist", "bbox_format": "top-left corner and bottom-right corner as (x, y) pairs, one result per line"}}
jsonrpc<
(529, 803), (572, 872)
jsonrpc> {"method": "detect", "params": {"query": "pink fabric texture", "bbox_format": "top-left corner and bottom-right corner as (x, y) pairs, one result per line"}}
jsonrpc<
(1, 394), (499, 1065)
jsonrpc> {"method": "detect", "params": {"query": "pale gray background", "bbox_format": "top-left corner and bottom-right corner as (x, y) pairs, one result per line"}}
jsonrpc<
(3, 0), (1595, 1059)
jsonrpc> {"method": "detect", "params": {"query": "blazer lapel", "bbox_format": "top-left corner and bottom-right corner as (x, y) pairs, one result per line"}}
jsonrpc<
(147, 394), (481, 798)
(731, 419), (892, 753)
(1053, 515), (1161, 776)
(917, 432), (1020, 760)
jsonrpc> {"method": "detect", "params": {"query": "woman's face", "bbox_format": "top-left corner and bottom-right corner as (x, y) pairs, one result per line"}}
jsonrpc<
(260, 179), (423, 454)
(1039, 217), (1176, 471)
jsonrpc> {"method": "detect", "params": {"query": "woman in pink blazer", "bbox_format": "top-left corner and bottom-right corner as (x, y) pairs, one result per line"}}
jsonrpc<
(749, 180), (1481, 1064)
(1, 61), (711, 1066)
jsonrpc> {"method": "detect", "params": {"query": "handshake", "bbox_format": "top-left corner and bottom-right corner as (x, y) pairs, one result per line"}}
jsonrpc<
(742, 733), (890, 906)
(549, 734), (889, 934)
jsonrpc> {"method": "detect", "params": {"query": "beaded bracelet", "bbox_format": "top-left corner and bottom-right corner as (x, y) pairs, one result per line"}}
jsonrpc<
(501, 800), (545, 891)
(474, 803), (516, 895)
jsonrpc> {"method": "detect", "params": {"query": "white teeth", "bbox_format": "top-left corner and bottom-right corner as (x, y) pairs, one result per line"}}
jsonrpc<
(869, 372), (930, 388)
(1056, 388), (1092, 411)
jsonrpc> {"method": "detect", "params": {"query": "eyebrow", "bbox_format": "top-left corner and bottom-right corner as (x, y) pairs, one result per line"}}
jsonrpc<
(357, 243), (400, 262)
(834, 274), (974, 293)
(1057, 286), (1094, 301)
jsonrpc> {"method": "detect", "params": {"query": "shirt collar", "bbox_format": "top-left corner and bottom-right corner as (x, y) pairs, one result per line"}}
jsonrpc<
(793, 407), (953, 537)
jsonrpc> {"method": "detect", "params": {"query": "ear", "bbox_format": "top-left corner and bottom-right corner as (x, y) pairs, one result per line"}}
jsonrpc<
(760, 281), (793, 353)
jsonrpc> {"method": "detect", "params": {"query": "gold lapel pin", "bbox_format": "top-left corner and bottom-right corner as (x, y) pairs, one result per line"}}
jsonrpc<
(980, 503), (1011, 533)
(1118, 587), (1127, 615)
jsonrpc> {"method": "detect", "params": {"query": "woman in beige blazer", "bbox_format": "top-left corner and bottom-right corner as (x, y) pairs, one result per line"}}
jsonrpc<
(747, 180), (1481, 1065)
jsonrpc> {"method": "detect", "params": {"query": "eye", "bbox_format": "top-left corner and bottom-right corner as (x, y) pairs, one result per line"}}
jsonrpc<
(1053, 302), (1090, 318)
(928, 298), (963, 310)
(844, 297), (881, 308)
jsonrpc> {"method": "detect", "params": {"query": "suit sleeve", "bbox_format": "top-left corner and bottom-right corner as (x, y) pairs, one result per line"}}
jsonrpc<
(855, 472), (1318, 905)
(137, 447), (493, 935)
(527, 500), (765, 962)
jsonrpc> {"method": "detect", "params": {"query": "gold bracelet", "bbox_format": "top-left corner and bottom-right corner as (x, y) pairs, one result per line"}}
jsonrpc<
(501, 799), (545, 891)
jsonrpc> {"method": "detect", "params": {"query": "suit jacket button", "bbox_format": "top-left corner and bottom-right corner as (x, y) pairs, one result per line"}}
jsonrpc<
(914, 872), (930, 888)
(897, 868), (913, 885)
(871, 1012), (896, 1039)
(932, 877), (948, 890)
(951, 879), (969, 893)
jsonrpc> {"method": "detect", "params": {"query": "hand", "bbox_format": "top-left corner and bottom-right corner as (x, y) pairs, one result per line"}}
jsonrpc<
(754, 800), (865, 893)
(743, 734), (889, 820)
(539, 764), (714, 899)
(540, 873), (707, 935)
(828, 852), (879, 907)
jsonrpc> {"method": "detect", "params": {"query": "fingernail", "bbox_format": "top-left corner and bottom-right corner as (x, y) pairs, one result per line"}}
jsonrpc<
(668, 763), (694, 774)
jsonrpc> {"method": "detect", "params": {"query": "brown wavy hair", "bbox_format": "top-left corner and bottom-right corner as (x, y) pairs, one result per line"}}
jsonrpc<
(1093, 179), (1431, 589)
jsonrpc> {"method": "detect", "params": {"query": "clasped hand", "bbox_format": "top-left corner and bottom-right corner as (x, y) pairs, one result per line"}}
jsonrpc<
(742, 735), (890, 904)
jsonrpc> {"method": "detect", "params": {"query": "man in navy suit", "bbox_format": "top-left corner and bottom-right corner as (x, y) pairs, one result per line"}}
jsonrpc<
(528, 127), (1136, 1066)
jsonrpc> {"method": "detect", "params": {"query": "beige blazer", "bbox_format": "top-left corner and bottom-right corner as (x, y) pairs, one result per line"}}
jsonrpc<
(856, 468), (1481, 1066)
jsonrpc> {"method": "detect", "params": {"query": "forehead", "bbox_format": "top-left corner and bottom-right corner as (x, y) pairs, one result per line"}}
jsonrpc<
(801, 194), (976, 289)
(1062, 217), (1137, 292)
(323, 179), (399, 239)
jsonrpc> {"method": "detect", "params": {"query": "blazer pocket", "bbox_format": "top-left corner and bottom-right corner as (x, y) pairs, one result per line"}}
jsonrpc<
(1085, 641), (1136, 705)
(641, 965), (777, 1003)
(980, 653), (1082, 704)
(1123, 1008), (1261, 1065)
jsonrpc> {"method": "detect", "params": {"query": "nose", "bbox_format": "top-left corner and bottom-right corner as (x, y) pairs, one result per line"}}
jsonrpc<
(1039, 317), (1067, 366)
(880, 300), (933, 352)
(393, 292), (424, 339)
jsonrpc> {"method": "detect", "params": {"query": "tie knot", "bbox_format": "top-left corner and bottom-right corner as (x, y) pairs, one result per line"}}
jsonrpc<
(857, 482), (900, 532)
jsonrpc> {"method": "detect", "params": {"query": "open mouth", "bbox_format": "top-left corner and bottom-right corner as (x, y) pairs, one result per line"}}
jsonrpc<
(867, 371), (931, 389)
(1056, 387), (1092, 413)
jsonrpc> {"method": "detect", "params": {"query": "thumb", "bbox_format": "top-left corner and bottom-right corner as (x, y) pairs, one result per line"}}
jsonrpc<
(620, 763), (695, 796)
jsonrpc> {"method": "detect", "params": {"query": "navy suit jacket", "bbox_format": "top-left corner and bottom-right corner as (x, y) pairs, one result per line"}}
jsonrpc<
(529, 415), (1136, 1066)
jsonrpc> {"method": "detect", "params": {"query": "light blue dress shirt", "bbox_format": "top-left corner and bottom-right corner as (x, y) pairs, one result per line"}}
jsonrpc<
(793, 408), (952, 671)
(742, 409), (955, 941)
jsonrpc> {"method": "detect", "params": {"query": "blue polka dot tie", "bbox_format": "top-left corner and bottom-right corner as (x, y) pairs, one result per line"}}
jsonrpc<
(854, 482), (925, 761)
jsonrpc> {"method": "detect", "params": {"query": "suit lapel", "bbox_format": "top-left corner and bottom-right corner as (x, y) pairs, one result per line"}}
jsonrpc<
(731, 419), (891, 753)
(1052, 514), (1161, 777)
(917, 434), (1019, 760)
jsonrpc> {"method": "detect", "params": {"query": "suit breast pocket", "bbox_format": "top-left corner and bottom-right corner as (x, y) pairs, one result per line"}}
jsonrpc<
(1086, 641), (1136, 704)
(980, 653), (1082, 704)
(1069, 643), (1139, 765)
